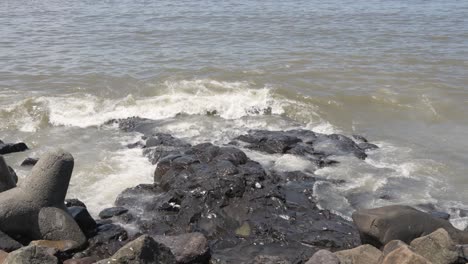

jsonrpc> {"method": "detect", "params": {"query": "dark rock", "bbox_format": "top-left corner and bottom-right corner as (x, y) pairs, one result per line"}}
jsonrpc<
(0, 230), (22, 252)
(63, 257), (99, 264)
(115, 140), (360, 263)
(153, 232), (209, 264)
(0, 156), (17, 192)
(235, 129), (368, 162)
(4, 245), (58, 264)
(430, 211), (450, 220)
(82, 223), (128, 259)
(20, 157), (38, 166)
(352, 205), (468, 248)
(0, 142), (28, 155)
(98, 207), (129, 219)
(358, 142), (379, 151)
(68, 206), (97, 237)
(106, 235), (176, 264)
(352, 134), (368, 143)
(65, 199), (87, 208)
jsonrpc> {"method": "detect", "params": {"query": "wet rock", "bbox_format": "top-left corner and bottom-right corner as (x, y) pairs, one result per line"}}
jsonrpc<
(63, 256), (99, 264)
(3, 245), (58, 264)
(0, 142), (28, 155)
(352, 205), (468, 248)
(82, 223), (128, 259)
(143, 133), (191, 165)
(380, 244), (431, 264)
(20, 157), (38, 166)
(410, 228), (458, 264)
(334, 244), (382, 264)
(153, 232), (209, 264)
(431, 211), (450, 220)
(67, 207), (97, 237)
(0, 156), (17, 192)
(98, 207), (129, 219)
(235, 129), (368, 163)
(305, 249), (339, 264)
(29, 240), (79, 252)
(65, 199), (87, 208)
(0, 230), (22, 252)
(352, 135), (368, 143)
(358, 142), (378, 151)
(250, 255), (291, 264)
(105, 235), (176, 264)
(115, 139), (360, 263)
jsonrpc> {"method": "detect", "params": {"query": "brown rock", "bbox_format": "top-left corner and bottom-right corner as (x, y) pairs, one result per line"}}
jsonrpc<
(381, 245), (431, 264)
(410, 228), (458, 264)
(382, 240), (408, 256)
(0, 250), (9, 264)
(29, 240), (79, 252)
(305, 249), (340, 264)
(153, 232), (209, 263)
(335, 244), (382, 264)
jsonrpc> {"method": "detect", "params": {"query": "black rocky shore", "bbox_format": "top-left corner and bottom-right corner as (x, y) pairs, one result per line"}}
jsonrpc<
(1, 117), (468, 264)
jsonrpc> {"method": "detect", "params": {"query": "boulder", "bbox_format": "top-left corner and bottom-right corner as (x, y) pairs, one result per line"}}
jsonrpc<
(380, 244), (431, 264)
(0, 230), (22, 252)
(3, 245), (58, 264)
(335, 244), (382, 264)
(153, 233), (209, 263)
(382, 240), (408, 256)
(98, 207), (128, 219)
(0, 156), (17, 192)
(105, 235), (176, 264)
(352, 205), (468, 247)
(0, 142), (28, 155)
(0, 150), (87, 248)
(29, 240), (79, 252)
(305, 249), (339, 264)
(410, 228), (458, 264)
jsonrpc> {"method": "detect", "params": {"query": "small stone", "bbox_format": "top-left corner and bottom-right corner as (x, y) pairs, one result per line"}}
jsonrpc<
(0, 142), (28, 155)
(153, 232), (209, 264)
(305, 249), (340, 264)
(29, 240), (79, 252)
(20, 157), (38, 166)
(98, 207), (128, 219)
(235, 222), (251, 238)
(335, 244), (382, 264)
(381, 245), (431, 264)
(4, 245), (58, 264)
(0, 230), (22, 252)
(106, 235), (176, 264)
(410, 228), (458, 264)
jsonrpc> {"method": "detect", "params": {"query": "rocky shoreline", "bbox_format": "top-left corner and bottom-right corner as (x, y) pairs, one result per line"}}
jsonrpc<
(0, 118), (467, 263)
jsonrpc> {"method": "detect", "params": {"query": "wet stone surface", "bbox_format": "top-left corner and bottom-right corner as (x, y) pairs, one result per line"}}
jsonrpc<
(108, 120), (364, 263)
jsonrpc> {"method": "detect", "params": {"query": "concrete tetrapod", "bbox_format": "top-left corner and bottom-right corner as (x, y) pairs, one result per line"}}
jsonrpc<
(0, 150), (86, 248)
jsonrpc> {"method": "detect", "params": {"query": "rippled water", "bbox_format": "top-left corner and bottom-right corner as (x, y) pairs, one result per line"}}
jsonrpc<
(1, 0), (468, 225)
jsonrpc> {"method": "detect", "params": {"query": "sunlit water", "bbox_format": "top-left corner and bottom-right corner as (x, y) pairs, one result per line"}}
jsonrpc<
(1, 0), (468, 228)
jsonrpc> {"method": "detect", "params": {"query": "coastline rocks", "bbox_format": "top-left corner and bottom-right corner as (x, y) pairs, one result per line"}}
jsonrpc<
(0, 150), (86, 247)
(100, 235), (176, 264)
(0, 142), (28, 155)
(81, 223), (128, 259)
(410, 228), (458, 264)
(3, 245), (58, 264)
(67, 207), (97, 238)
(352, 205), (468, 247)
(305, 250), (340, 264)
(234, 130), (371, 162)
(0, 156), (17, 192)
(115, 139), (360, 262)
(153, 233), (209, 264)
(334, 244), (382, 264)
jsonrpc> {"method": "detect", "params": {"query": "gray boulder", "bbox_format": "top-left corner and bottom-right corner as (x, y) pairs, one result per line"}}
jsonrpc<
(4, 245), (58, 264)
(0, 150), (86, 247)
(352, 205), (468, 247)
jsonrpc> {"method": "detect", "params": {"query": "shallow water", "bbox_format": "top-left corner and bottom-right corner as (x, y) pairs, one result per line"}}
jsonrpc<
(1, 0), (468, 226)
